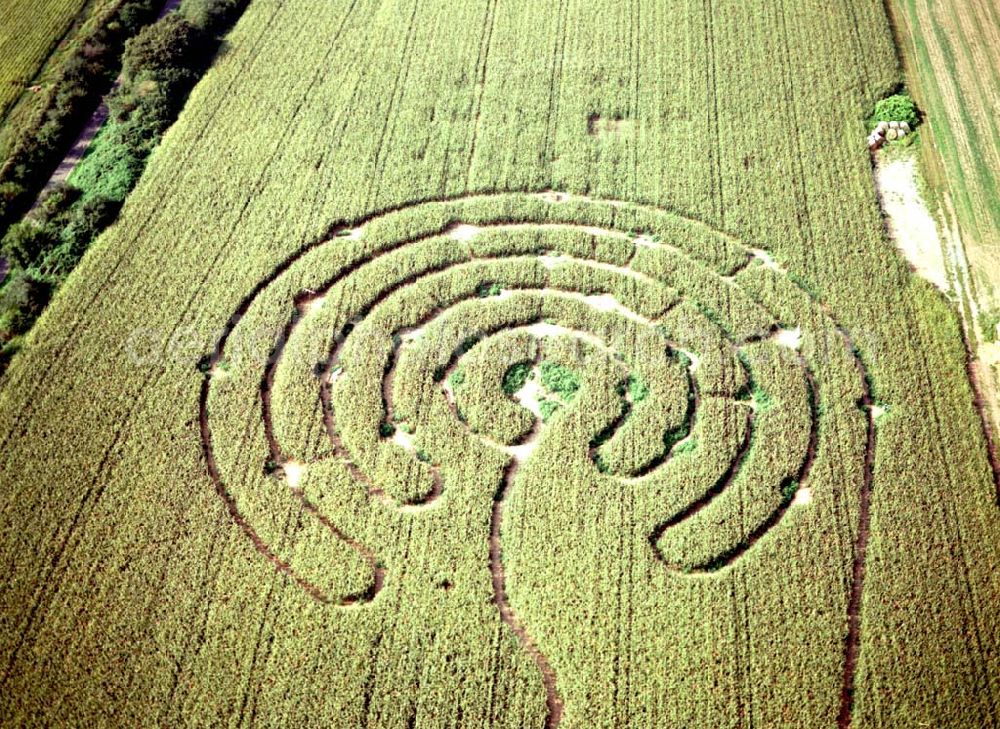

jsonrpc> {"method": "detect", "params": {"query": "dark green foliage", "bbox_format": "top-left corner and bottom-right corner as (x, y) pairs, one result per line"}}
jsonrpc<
(872, 93), (919, 128)
(0, 0), (251, 367)
(70, 127), (144, 202)
(1, 186), (118, 279)
(0, 271), (51, 339)
(0, 335), (24, 373)
(673, 437), (697, 455)
(539, 398), (560, 422)
(502, 361), (532, 394)
(58, 195), (121, 256)
(180, 0), (250, 32)
(752, 385), (772, 411)
(476, 281), (503, 297)
(1, 221), (59, 269)
(0, 182), (25, 221)
(0, 0), (161, 234)
(540, 361), (580, 401)
(627, 374), (649, 402)
(121, 15), (204, 83)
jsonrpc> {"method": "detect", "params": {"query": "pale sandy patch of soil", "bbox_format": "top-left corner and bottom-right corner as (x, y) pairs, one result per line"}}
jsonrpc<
(581, 293), (649, 324)
(772, 327), (802, 350)
(392, 428), (416, 452)
(792, 487), (813, 506)
(534, 190), (571, 204)
(303, 296), (326, 315)
(513, 377), (545, 419)
(282, 461), (305, 489)
(399, 325), (425, 342)
(748, 248), (785, 274)
(504, 370), (545, 461)
(448, 223), (483, 242)
(875, 155), (949, 292)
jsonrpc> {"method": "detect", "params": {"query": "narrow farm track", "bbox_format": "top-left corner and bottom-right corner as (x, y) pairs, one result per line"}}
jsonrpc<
(199, 193), (879, 726)
(28, 0), (184, 207)
(0, 0), (290, 459)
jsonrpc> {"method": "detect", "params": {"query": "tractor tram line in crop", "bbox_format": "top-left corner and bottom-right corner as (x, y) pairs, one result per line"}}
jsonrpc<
(199, 192), (878, 727)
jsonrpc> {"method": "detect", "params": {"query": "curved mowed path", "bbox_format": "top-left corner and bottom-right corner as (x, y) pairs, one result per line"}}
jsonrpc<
(201, 192), (875, 728)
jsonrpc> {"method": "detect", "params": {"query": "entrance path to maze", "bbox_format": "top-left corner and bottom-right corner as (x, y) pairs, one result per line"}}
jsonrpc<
(1, 1), (999, 727)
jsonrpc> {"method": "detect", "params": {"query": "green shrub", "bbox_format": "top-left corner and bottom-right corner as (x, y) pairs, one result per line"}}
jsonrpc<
(872, 94), (919, 128)
(673, 438), (697, 455)
(502, 361), (532, 394)
(0, 271), (51, 339)
(122, 15), (204, 83)
(476, 282), (502, 297)
(539, 399), (560, 422)
(752, 384), (772, 411)
(0, 0), (161, 234)
(0, 183), (25, 220)
(540, 361), (580, 401)
(60, 196), (122, 256)
(0, 335), (24, 373)
(181, 0), (249, 32)
(1, 221), (59, 269)
(70, 127), (145, 202)
(627, 375), (649, 402)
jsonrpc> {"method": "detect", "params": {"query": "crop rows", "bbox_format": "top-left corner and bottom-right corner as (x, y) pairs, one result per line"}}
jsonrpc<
(0, 0), (90, 122)
(200, 193), (873, 727)
(0, 0), (998, 726)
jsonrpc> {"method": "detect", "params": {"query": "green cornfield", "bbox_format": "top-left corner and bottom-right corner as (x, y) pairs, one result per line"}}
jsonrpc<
(0, 0), (998, 727)
(0, 0), (92, 121)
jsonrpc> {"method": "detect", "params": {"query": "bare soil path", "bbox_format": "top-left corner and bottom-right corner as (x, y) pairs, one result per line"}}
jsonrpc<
(29, 0), (183, 210)
(199, 194), (880, 729)
(873, 155), (949, 292)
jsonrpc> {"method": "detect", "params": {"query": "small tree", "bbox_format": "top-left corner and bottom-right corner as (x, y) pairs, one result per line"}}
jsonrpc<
(873, 94), (919, 128)
(1, 221), (59, 269)
(122, 14), (203, 83)
(0, 271), (52, 338)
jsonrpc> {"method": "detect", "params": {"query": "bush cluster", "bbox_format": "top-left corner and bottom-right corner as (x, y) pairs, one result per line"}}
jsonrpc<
(872, 93), (920, 128)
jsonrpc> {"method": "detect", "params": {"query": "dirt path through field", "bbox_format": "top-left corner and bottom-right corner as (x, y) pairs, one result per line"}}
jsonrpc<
(873, 149), (1000, 500)
(29, 0), (183, 210)
(873, 155), (948, 291)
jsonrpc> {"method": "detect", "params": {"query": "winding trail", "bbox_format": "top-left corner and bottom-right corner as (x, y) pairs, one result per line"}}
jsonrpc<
(198, 192), (879, 728)
(836, 333), (877, 729)
(487, 360), (564, 728)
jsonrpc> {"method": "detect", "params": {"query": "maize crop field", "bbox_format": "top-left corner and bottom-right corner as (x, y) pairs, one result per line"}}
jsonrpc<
(0, 0), (93, 122)
(0, 0), (998, 727)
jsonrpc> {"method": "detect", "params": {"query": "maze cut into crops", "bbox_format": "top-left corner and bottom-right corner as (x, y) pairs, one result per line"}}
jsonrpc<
(199, 192), (876, 728)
